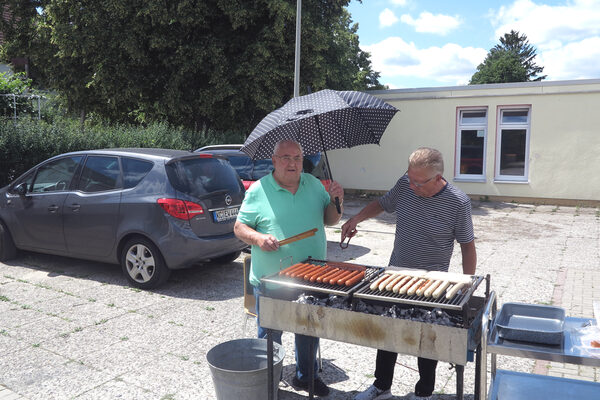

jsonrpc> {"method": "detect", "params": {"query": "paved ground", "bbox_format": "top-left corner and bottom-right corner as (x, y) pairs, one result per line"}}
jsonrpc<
(1, 194), (599, 399)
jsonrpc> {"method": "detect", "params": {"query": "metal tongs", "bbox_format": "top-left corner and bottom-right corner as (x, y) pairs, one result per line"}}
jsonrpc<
(278, 228), (318, 246)
(340, 228), (357, 249)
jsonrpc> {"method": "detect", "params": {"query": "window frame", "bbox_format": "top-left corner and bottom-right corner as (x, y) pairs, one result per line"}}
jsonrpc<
(494, 105), (532, 182)
(454, 107), (488, 182)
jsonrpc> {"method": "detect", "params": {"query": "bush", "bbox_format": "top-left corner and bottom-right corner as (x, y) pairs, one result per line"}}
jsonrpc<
(0, 116), (246, 187)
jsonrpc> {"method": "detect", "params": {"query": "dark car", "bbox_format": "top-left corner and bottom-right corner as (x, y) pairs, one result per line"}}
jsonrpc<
(0, 148), (247, 289)
(196, 144), (331, 190)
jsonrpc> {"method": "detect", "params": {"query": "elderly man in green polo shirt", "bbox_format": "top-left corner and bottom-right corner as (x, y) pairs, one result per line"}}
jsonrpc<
(234, 139), (344, 397)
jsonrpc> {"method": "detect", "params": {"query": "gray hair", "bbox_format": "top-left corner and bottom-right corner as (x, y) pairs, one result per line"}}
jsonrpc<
(273, 140), (303, 156)
(408, 147), (444, 175)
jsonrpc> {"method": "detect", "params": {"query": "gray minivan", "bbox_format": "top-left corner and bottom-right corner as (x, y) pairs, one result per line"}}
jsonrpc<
(0, 148), (247, 289)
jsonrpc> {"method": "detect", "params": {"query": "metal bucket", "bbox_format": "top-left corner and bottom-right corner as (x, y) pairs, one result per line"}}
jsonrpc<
(206, 338), (285, 400)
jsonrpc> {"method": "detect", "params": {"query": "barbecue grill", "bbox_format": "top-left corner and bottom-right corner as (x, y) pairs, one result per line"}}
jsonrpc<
(259, 259), (492, 400)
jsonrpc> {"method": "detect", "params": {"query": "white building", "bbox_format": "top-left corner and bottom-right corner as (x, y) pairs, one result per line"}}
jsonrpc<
(329, 79), (600, 206)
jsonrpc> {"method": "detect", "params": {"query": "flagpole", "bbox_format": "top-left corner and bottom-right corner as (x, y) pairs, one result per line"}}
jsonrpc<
(294, 0), (301, 98)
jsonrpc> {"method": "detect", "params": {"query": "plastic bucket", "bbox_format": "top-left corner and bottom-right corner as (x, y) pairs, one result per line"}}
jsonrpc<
(206, 338), (285, 400)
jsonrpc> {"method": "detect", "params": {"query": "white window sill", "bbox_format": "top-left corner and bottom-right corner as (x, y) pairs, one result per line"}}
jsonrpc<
(493, 179), (530, 184)
(453, 177), (486, 183)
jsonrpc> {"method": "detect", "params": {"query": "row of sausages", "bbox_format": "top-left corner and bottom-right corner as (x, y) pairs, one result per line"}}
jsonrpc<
(279, 263), (366, 286)
(369, 273), (467, 300)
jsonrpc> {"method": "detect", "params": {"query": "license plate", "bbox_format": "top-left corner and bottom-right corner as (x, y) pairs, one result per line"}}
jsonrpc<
(213, 207), (239, 223)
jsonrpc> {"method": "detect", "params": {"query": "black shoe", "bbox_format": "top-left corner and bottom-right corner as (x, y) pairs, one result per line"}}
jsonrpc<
(292, 376), (330, 397)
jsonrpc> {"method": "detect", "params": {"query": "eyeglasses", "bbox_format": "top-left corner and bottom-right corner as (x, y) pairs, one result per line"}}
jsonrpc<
(275, 155), (303, 163)
(405, 170), (436, 187)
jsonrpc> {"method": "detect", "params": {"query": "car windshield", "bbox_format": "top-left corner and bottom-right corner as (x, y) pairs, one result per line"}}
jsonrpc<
(221, 155), (254, 180)
(166, 157), (242, 197)
(251, 159), (274, 180)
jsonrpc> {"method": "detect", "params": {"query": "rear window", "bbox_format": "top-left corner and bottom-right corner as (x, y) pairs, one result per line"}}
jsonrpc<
(122, 157), (153, 189)
(166, 157), (243, 197)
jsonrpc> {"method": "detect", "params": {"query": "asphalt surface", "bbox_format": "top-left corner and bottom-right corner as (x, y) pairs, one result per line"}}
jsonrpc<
(1, 194), (599, 399)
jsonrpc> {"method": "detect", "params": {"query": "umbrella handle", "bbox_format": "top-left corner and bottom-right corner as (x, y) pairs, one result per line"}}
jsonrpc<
(334, 197), (341, 214)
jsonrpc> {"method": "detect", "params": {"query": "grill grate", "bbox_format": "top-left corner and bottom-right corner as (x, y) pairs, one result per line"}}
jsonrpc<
(261, 259), (383, 297)
(353, 275), (484, 311)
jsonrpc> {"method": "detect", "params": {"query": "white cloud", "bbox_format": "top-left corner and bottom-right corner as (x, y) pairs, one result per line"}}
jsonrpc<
(379, 8), (399, 27)
(364, 37), (488, 87)
(491, 0), (600, 81)
(400, 12), (461, 35)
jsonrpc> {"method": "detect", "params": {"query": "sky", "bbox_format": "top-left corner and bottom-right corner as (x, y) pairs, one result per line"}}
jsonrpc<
(346, 0), (600, 89)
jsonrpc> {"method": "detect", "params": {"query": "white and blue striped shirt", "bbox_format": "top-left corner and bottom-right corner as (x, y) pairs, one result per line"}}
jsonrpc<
(379, 175), (474, 271)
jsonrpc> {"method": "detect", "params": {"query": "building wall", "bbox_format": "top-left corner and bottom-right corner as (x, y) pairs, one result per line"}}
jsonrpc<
(328, 79), (600, 203)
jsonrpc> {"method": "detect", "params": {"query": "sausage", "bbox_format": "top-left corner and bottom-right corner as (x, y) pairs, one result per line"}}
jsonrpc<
(432, 281), (451, 299)
(327, 270), (348, 285)
(445, 282), (465, 299)
(335, 270), (355, 285)
(317, 267), (340, 283)
(285, 263), (310, 277)
(424, 280), (442, 298)
(392, 275), (412, 293)
(385, 274), (406, 291)
(398, 276), (419, 295)
(345, 271), (365, 286)
(290, 264), (313, 278)
(302, 265), (323, 280)
(279, 263), (300, 275)
(416, 279), (435, 297)
(406, 278), (426, 296)
(370, 274), (390, 290)
(341, 270), (360, 285)
(378, 273), (399, 291)
(291, 263), (314, 278)
(309, 266), (334, 282)
(281, 263), (305, 276)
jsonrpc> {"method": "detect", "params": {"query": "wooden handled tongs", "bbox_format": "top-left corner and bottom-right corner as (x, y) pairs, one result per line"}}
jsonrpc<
(279, 228), (318, 246)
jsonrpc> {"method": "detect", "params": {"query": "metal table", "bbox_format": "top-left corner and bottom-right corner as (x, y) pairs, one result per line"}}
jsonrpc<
(479, 292), (600, 400)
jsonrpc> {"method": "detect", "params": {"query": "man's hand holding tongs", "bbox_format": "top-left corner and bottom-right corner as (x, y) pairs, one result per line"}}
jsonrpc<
(340, 217), (358, 249)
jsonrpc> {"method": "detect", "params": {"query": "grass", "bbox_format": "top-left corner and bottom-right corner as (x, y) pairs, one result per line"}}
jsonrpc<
(0, 295), (9, 302)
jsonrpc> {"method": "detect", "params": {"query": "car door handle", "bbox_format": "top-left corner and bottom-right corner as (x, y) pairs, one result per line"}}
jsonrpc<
(69, 204), (81, 212)
(48, 205), (60, 213)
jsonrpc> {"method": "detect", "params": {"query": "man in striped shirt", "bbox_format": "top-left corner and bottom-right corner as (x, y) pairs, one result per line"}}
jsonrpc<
(342, 147), (477, 400)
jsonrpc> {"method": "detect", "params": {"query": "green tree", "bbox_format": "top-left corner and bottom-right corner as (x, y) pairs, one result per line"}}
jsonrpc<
(1, 0), (383, 132)
(470, 30), (546, 84)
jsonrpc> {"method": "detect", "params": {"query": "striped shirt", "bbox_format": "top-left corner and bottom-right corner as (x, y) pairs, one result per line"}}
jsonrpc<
(378, 175), (474, 271)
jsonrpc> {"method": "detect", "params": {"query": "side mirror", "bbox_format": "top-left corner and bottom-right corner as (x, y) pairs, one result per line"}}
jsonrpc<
(14, 183), (28, 196)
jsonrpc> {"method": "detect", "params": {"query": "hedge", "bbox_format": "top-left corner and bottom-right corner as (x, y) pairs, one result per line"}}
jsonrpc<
(0, 117), (246, 187)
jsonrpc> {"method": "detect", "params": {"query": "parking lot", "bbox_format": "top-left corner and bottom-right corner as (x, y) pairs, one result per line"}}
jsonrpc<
(1, 194), (599, 399)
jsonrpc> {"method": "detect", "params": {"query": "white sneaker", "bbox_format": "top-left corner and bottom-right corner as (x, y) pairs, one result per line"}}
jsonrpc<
(354, 384), (392, 400)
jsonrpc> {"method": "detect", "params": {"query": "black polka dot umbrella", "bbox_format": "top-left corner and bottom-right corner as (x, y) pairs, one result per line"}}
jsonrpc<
(241, 89), (399, 211)
(243, 88), (397, 165)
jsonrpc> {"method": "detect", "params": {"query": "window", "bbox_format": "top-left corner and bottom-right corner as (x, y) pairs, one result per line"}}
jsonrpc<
(31, 156), (83, 193)
(495, 107), (531, 181)
(455, 108), (487, 180)
(166, 157), (243, 197)
(121, 157), (153, 189)
(78, 156), (121, 192)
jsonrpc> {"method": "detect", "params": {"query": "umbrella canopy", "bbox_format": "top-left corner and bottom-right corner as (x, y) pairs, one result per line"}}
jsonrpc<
(241, 89), (399, 161)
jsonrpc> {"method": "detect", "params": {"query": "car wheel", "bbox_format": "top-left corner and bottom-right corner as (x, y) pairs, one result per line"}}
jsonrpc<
(0, 221), (17, 261)
(212, 250), (242, 264)
(120, 237), (171, 289)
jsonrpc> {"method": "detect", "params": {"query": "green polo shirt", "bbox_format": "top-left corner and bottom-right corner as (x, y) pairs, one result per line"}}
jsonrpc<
(237, 172), (330, 287)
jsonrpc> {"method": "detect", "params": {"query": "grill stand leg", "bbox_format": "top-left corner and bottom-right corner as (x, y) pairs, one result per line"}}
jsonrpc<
(474, 344), (481, 400)
(309, 339), (315, 400)
(456, 364), (464, 400)
(267, 329), (274, 400)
